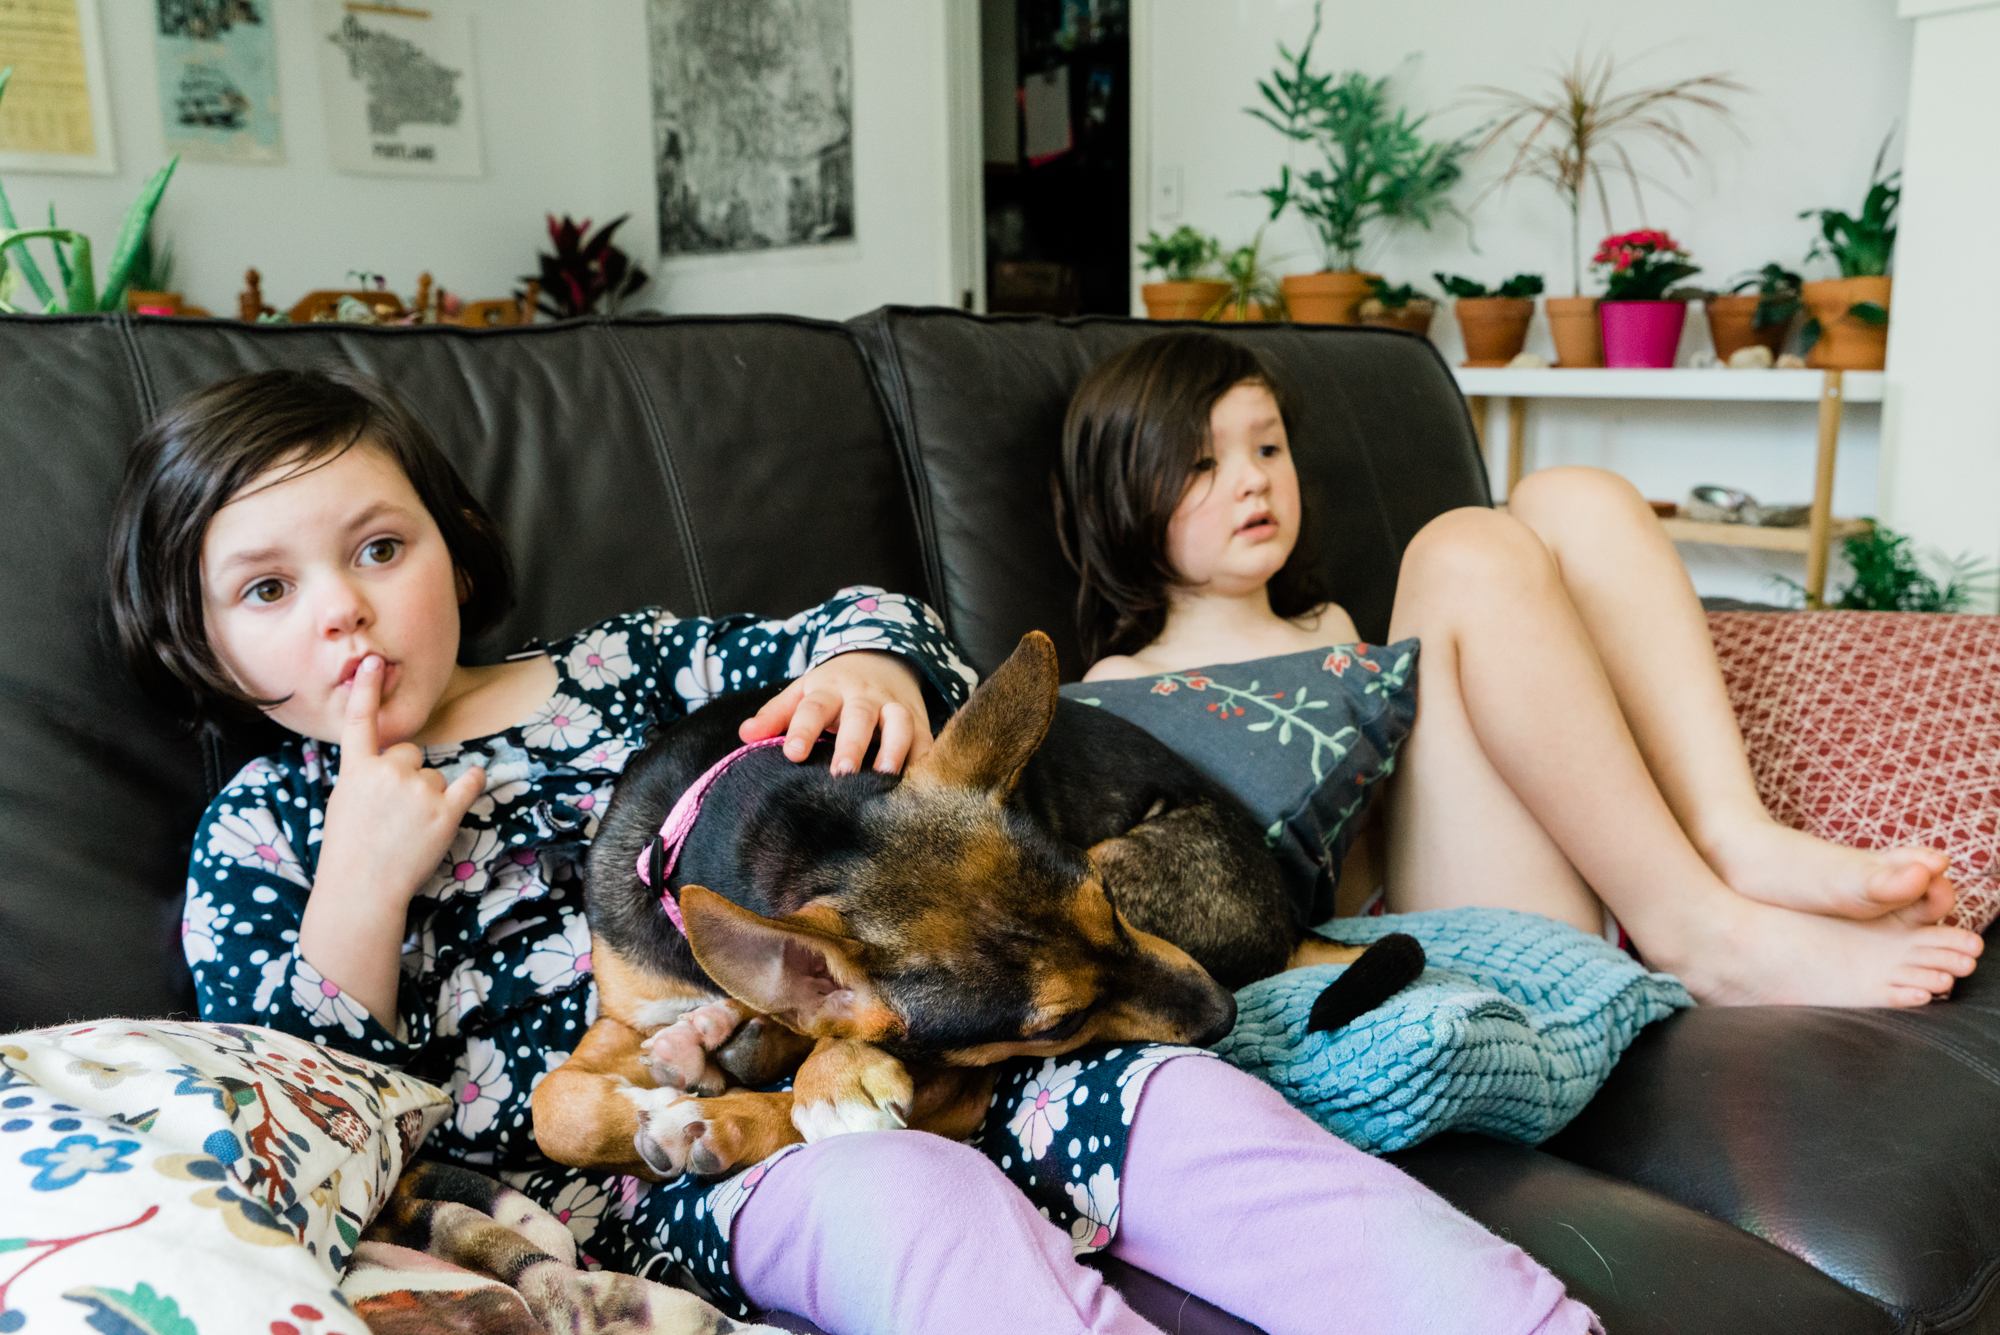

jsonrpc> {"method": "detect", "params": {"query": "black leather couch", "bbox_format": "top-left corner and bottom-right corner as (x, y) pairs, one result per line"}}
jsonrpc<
(4, 308), (1997, 1335)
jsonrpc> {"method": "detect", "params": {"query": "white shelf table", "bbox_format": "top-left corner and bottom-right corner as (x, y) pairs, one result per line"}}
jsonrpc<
(1451, 367), (1882, 605)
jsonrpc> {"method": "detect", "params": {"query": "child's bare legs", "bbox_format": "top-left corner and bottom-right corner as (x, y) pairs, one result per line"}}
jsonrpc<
(1504, 467), (1953, 923)
(1380, 494), (1981, 1007)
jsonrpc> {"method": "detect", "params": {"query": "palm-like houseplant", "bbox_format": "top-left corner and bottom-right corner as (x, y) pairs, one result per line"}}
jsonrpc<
(1464, 50), (1742, 366)
(1248, 2), (1470, 323)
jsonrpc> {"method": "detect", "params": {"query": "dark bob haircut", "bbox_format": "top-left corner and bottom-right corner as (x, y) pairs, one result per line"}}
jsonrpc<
(1054, 331), (1327, 665)
(107, 366), (514, 732)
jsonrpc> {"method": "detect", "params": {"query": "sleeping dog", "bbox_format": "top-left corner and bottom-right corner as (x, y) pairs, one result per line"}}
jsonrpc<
(532, 631), (1421, 1180)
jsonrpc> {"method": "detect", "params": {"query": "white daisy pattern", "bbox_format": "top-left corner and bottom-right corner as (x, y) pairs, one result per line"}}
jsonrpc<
(544, 1176), (612, 1246)
(517, 912), (593, 992)
(205, 805), (310, 888)
(423, 826), (507, 902)
(565, 629), (636, 690)
(181, 882), (224, 967)
(520, 694), (602, 752)
(450, 1037), (514, 1139)
(1008, 1058), (1084, 1161)
(1115, 1045), (1207, 1122)
(1066, 1162), (1120, 1255)
(434, 963), (494, 1039)
(290, 957), (371, 1039)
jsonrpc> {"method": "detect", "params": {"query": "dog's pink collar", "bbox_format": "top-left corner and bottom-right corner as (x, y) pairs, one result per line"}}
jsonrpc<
(635, 737), (787, 936)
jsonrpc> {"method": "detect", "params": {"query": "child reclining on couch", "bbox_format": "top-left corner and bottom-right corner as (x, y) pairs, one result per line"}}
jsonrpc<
(1054, 330), (1982, 1009)
(110, 367), (1600, 1334)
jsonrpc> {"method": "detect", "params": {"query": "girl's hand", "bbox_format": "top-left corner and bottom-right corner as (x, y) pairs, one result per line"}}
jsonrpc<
(301, 655), (484, 1025)
(738, 650), (931, 775)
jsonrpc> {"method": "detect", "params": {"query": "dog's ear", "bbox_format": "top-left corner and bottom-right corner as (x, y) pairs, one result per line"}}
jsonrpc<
(907, 630), (1058, 801)
(680, 886), (899, 1041)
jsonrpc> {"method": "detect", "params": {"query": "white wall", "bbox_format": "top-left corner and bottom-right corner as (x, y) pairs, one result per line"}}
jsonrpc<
(1881, 0), (2000, 612)
(4, 0), (957, 322)
(1141, 0), (1914, 603)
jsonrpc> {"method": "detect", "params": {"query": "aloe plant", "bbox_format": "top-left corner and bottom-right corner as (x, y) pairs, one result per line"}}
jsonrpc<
(0, 66), (180, 314)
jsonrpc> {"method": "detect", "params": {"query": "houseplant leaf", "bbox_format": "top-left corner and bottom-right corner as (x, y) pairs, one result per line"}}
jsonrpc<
(0, 228), (93, 312)
(0, 66), (59, 310)
(98, 156), (179, 311)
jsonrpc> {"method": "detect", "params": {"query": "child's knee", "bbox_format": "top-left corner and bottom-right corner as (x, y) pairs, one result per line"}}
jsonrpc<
(746, 1130), (1017, 1246)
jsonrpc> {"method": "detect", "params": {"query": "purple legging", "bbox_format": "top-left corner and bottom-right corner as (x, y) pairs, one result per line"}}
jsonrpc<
(732, 1056), (1601, 1334)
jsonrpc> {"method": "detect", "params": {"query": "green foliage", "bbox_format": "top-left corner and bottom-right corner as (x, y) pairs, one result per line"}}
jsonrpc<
(1729, 262), (1803, 329)
(0, 67), (179, 314)
(1780, 525), (1997, 612)
(1433, 272), (1543, 300)
(1248, 5), (1470, 272)
(1137, 226), (1221, 282)
(1803, 135), (1899, 279)
(1206, 232), (1288, 320)
(1365, 276), (1428, 308)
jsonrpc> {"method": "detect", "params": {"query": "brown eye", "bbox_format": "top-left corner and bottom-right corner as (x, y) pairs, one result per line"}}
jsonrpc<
(360, 538), (400, 566)
(246, 579), (286, 605)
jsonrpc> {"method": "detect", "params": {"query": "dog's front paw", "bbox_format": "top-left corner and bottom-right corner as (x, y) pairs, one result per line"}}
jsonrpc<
(621, 1085), (800, 1181)
(791, 1038), (913, 1143)
(642, 999), (744, 1096)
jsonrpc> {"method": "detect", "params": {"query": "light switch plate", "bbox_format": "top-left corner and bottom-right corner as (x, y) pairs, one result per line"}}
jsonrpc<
(1154, 164), (1182, 219)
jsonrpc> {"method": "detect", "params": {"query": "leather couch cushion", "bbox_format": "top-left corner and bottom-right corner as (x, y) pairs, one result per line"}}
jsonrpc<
(0, 313), (927, 1030)
(850, 309), (1490, 680)
(1543, 923), (2000, 1331)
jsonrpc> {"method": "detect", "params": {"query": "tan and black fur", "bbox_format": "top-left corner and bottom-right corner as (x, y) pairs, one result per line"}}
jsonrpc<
(532, 631), (1419, 1181)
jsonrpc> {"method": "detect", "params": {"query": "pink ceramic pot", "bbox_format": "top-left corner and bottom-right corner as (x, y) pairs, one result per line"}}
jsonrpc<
(1599, 300), (1688, 368)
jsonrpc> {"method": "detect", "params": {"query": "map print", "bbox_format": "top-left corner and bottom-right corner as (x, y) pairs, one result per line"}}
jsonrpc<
(326, 14), (463, 136)
(314, 0), (483, 178)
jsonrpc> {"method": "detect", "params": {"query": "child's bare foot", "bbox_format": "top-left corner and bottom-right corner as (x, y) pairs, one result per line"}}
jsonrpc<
(1657, 894), (1982, 1008)
(1701, 818), (1957, 925)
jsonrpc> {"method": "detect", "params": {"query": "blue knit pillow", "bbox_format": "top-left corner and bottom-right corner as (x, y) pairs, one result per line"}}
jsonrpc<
(1211, 907), (1693, 1154)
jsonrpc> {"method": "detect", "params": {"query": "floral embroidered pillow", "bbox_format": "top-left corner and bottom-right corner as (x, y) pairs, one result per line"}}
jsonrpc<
(0, 1019), (452, 1322)
(1061, 641), (1419, 927)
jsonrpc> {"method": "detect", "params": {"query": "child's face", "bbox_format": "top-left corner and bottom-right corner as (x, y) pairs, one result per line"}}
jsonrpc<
(201, 441), (463, 748)
(1165, 381), (1300, 598)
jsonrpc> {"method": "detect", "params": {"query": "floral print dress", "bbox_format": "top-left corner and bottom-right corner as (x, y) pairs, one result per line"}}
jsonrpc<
(185, 587), (1209, 1316)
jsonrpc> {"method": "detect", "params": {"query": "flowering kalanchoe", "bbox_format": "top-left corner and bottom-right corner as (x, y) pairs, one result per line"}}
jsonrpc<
(1592, 229), (1699, 301)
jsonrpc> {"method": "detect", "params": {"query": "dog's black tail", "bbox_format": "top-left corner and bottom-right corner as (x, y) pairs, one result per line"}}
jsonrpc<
(1306, 933), (1425, 1035)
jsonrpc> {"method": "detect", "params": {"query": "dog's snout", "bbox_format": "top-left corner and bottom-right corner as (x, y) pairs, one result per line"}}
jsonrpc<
(1195, 986), (1237, 1047)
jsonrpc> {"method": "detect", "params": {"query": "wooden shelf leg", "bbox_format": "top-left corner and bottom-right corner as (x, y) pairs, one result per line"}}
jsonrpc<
(1805, 369), (1845, 607)
(1506, 397), (1527, 497)
(1468, 395), (1490, 462)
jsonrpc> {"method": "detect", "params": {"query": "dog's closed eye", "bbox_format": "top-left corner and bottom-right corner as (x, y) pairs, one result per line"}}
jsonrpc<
(1025, 1008), (1093, 1043)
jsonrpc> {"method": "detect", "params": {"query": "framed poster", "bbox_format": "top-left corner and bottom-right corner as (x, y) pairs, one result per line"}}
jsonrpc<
(153, 0), (284, 165)
(647, 0), (854, 256)
(314, 0), (483, 178)
(0, 0), (118, 175)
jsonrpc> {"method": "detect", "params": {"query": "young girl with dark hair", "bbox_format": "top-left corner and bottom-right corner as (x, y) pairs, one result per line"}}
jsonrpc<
(112, 366), (1601, 1334)
(1055, 330), (1981, 1009)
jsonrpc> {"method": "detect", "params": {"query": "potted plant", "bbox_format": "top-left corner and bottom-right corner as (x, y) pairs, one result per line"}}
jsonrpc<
(1705, 263), (1801, 362)
(1467, 50), (1743, 368)
(526, 214), (649, 319)
(1798, 140), (1897, 371)
(1248, 4), (1470, 324)
(1356, 278), (1436, 336)
(1591, 231), (1699, 368)
(1137, 226), (1227, 320)
(1434, 272), (1544, 365)
(1206, 233), (1288, 322)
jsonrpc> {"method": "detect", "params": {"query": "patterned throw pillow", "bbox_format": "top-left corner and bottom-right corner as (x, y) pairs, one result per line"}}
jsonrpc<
(0, 1020), (452, 1332)
(1060, 641), (1419, 927)
(1709, 612), (2000, 932)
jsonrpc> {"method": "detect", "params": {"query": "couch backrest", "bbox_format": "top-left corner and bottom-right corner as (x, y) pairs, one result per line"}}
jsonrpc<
(0, 308), (1483, 1030)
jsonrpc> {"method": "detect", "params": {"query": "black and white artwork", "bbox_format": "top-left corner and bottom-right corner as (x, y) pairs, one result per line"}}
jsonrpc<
(153, 0), (283, 165)
(647, 0), (855, 256)
(314, 0), (482, 178)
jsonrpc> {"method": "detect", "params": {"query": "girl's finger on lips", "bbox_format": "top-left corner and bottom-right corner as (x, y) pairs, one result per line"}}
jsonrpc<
(829, 698), (878, 776)
(873, 701), (914, 774)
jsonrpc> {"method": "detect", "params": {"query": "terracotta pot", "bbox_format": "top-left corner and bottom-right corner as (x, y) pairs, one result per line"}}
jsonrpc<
(1599, 300), (1688, 368)
(1803, 276), (1891, 371)
(1141, 280), (1230, 321)
(1545, 296), (1604, 368)
(1703, 294), (1787, 363)
(1453, 297), (1534, 366)
(1281, 270), (1377, 325)
(1213, 302), (1271, 323)
(1359, 299), (1437, 336)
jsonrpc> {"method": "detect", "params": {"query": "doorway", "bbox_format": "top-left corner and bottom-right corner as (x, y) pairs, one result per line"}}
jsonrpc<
(978, 0), (1130, 316)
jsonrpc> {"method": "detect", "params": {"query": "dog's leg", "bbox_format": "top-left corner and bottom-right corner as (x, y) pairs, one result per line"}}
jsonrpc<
(624, 1087), (804, 1181)
(531, 1017), (660, 1172)
(790, 1037), (915, 1142)
(638, 997), (751, 1096)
